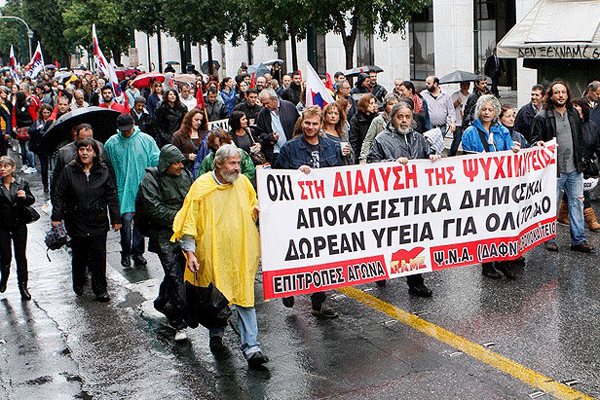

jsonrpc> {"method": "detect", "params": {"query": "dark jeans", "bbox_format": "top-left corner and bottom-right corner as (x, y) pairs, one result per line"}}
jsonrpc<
(71, 233), (107, 296)
(449, 126), (464, 156)
(0, 224), (28, 284)
(38, 153), (50, 191)
(155, 248), (186, 329)
(120, 212), (145, 257)
(19, 141), (35, 168)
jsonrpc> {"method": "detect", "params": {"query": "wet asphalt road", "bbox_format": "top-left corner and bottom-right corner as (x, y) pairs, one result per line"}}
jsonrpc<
(1, 168), (600, 400)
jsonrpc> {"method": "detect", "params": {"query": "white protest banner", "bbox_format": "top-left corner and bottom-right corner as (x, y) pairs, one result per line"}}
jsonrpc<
(257, 141), (557, 300)
(208, 119), (230, 131)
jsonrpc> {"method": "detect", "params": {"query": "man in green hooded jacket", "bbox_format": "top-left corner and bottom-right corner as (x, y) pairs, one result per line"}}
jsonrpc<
(138, 144), (192, 341)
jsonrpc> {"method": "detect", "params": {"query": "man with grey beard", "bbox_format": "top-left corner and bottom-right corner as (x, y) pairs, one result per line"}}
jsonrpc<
(173, 144), (269, 368)
(367, 101), (440, 297)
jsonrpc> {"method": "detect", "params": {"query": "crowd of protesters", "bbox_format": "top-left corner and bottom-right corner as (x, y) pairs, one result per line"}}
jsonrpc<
(0, 61), (599, 369)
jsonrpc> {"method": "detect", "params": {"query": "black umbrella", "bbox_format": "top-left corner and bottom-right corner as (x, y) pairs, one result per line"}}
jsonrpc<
(165, 60), (180, 65)
(439, 70), (482, 84)
(201, 60), (221, 74)
(344, 65), (384, 77)
(247, 63), (270, 77)
(40, 107), (121, 154)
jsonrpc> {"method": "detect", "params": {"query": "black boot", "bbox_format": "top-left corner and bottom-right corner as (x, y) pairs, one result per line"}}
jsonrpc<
(0, 265), (9, 293)
(19, 283), (31, 301)
(482, 262), (502, 279)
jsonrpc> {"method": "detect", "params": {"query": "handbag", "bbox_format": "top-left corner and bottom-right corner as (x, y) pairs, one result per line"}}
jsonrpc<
(15, 127), (29, 142)
(18, 181), (39, 224)
(182, 272), (232, 329)
(247, 129), (266, 165)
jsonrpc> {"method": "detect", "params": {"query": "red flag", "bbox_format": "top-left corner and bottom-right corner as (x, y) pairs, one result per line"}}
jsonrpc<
(325, 73), (334, 92)
(195, 83), (205, 109)
(249, 72), (256, 89)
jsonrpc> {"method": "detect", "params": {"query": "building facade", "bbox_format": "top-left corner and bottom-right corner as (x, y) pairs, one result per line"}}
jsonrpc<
(133, 0), (540, 107)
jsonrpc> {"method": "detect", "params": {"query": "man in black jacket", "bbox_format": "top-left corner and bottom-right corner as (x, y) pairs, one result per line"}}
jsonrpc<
(256, 89), (300, 165)
(233, 88), (262, 125)
(279, 71), (302, 106)
(531, 80), (592, 253)
(369, 71), (388, 103)
(484, 48), (505, 97)
(514, 84), (545, 142)
(461, 76), (489, 130)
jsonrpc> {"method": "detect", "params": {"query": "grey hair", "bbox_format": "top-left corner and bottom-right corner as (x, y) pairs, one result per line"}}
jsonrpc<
(383, 92), (400, 107)
(587, 81), (600, 92)
(391, 101), (413, 117)
(214, 144), (241, 164)
(474, 94), (501, 122)
(259, 88), (277, 101)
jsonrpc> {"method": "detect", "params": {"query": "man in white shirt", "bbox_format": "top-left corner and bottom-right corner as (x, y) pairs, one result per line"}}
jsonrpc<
(179, 84), (197, 111)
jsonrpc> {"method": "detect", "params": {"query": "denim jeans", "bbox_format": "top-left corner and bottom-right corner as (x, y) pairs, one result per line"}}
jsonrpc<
(19, 141), (35, 167)
(553, 171), (586, 245)
(209, 305), (262, 360)
(120, 212), (145, 257)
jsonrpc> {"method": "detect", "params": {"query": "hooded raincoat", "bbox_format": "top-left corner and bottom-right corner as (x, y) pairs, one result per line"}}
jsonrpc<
(104, 127), (160, 214)
(171, 173), (260, 307)
(138, 145), (192, 254)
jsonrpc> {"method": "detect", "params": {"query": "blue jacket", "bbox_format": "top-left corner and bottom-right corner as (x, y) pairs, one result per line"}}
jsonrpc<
(462, 119), (514, 153)
(274, 135), (342, 169)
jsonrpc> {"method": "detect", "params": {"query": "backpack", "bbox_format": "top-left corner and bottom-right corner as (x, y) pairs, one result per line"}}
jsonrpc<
(134, 168), (160, 237)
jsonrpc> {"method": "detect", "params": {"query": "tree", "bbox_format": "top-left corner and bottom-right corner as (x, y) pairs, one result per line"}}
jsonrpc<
(122, 0), (165, 71)
(318, 0), (431, 69)
(0, 0), (28, 65)
(162, 0), (246, 76)
(23, 0), (69, 64)
(251, 0), (313, 72)
(62, 0), (130, 65)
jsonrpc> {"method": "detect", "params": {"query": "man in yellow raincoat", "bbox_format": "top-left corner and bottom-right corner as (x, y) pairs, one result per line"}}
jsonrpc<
(172, 144), (269, 368)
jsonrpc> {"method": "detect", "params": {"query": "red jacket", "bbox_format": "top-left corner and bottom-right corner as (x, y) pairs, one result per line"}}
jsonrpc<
(99, 102), (129, 114)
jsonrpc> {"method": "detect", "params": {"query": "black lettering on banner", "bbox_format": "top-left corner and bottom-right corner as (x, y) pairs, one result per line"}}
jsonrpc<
(487, 213), (500, 232)
(267, 175), (278, 201)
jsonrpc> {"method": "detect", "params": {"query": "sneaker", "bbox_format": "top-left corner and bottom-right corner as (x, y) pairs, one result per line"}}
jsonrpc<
(25, 167), (37, 174)
(209, 336), (227, 353)
(174, 329), (188, 342)
(20, 165), (28, 172)
(247, 351), (269, 368)
(311, 307), (338, 319)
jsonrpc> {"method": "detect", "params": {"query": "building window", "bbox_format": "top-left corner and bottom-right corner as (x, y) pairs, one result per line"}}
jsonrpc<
(475, 0), (497, 74)
(409, 6), (434, 81)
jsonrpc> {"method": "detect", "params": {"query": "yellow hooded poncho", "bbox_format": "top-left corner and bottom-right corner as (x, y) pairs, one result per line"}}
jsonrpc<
(171, 173), (260, 307)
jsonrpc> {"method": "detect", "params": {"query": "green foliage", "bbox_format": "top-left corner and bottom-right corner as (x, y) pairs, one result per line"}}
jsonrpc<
(23, 0), (69, 63)
(161, 0), (246, 46)
(252, 0), (312, 44)
(0, 0), (28, 65)
(62, 0), (130, 58)
(122, 0), (164, 35)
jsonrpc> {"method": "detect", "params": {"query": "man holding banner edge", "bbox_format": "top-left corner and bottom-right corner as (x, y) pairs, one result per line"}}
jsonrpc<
(274, 105), (342, 318)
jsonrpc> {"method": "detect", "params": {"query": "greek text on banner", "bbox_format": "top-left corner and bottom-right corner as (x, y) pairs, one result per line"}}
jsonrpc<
(257, 141), (557, 300)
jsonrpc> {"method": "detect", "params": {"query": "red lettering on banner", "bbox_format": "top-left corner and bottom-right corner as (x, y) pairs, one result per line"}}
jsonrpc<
(379, 167), (391, 191)
(463, 159), (479, 181)
(480, 157), (492, 180)
(333, 172), (346, 196)
(354, 170), (366, 194)
(494, 156), (506, 179)
(367, 169), (379, 193)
